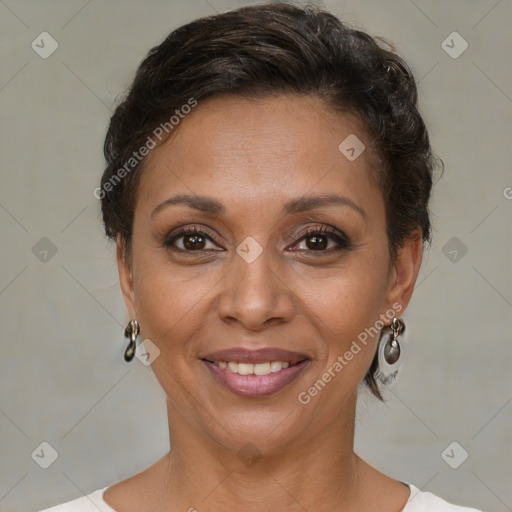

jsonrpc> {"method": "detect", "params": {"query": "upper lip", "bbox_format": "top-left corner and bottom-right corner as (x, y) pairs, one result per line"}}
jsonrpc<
(201, 347), (309, 365)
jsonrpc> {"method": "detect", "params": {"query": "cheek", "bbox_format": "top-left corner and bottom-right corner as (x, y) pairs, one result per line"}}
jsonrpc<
(313, 254), (390, 367)
(130, 250), (213, 356)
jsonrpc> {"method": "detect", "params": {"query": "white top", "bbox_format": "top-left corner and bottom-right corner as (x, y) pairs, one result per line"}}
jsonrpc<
(37, 482), (484, 511)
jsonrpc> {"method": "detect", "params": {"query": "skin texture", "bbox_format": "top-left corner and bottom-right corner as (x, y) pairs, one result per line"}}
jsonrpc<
(105, 94), (423, 511)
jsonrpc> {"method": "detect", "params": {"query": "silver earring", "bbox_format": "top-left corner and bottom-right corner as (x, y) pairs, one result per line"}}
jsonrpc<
(123, 319), (139, 362)
(377, 317), (405, 384)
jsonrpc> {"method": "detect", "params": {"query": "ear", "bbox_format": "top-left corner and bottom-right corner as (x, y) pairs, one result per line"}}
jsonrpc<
(116, 236), (136, 318)
(384, 230), (424, 316)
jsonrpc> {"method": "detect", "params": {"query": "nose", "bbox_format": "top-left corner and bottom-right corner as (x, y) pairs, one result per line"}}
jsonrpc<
(217, 244), (296, 332)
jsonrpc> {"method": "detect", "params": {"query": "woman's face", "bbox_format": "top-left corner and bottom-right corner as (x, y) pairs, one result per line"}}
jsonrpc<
(118, 94), (421, 454)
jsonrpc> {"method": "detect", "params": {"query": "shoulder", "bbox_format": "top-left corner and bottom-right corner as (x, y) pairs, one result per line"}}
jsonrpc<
(36, 487), (116, 512)
(403, 483), (484, 512)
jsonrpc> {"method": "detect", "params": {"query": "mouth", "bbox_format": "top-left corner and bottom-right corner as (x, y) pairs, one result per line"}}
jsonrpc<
(200, 347), (310, 398)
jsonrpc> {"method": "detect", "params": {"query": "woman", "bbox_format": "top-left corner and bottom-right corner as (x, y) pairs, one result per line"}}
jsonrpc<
(40, 3), (483, 511)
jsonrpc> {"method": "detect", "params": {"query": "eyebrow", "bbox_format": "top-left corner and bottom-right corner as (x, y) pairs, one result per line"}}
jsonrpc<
(151, 193), (367, 219)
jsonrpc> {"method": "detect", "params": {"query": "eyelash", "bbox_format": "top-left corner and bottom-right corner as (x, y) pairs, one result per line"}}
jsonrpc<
(162, 224), (352, 254)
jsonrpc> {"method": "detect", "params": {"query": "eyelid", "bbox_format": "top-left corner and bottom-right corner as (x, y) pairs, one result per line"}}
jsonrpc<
(163, 223), (352, 253)
(163, 224), (223, 250)
(294, 224), (347, 240)
(290, 225), (352, 251)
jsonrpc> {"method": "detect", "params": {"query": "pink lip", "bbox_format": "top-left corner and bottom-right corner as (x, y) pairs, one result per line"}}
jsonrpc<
(201, 347), (309, 365)
(201, 350), (310, 398)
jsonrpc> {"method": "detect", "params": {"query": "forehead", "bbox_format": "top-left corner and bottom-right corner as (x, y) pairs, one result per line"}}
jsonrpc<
(137, 94), (382, 215)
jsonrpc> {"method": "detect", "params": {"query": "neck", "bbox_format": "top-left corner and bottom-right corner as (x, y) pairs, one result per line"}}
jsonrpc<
(156, 394), (363, 511)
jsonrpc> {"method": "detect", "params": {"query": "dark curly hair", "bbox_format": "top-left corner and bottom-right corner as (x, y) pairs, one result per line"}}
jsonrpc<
(100, 1), (442, 401)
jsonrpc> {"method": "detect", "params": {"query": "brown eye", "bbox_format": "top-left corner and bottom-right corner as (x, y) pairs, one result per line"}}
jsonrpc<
(163, 226), (221, 252)
(304, 234), (329, 250)
(293, 226), (352, 253)
(183, 232), (206, 250)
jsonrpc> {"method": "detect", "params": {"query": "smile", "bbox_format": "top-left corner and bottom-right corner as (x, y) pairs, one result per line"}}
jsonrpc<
(200, 347), (310, 398)
(212, 360), (290, 375)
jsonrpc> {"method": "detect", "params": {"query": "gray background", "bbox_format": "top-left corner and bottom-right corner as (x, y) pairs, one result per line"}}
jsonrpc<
(0, 0), (511, 511)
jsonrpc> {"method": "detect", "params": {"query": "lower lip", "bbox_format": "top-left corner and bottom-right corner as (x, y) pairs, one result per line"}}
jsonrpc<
(202, 360), (309, 398)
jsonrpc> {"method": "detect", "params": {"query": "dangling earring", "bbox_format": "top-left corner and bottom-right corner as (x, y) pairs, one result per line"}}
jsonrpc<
(123, 319), (140, 362)
(377, 316), (405, 384)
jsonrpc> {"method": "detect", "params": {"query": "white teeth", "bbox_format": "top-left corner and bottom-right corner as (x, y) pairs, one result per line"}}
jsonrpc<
(271, 361), (289, 372)
(237, 363), (254, 375)
(213, 361), (291, 374)
(254, 362), (271, 375)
